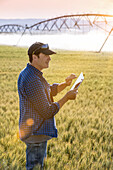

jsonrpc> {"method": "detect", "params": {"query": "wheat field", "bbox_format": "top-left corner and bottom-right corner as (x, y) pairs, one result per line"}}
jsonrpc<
(0, 45), (113, 170)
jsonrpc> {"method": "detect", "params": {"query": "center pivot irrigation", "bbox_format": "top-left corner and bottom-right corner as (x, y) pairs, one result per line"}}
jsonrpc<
(0, 13), (113, 52)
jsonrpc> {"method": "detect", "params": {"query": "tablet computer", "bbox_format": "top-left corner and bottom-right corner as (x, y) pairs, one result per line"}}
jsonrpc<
(71, 72), (84, 90)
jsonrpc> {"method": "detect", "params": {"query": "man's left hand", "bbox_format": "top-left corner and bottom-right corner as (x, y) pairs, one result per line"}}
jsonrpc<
(65, 73), (77, 86)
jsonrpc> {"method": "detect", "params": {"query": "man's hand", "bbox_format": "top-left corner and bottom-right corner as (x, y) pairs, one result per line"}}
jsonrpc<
(58, 88), (78, 108)
(57, 73), (77, 93)
(66, 88), (78, 100)
(65, 73), (77, 86)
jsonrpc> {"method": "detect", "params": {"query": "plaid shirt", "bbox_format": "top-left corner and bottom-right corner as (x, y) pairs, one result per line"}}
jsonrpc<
(18, 63), (60, 141)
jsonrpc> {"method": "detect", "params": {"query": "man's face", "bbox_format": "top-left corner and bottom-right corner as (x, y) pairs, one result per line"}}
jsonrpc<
(34, 52), (51, 70)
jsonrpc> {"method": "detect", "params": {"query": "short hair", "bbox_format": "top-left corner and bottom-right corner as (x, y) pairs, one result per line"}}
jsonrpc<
(28, 52), (40, 63)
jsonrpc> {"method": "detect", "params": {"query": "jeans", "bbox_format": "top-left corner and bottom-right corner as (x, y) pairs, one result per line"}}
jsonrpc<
(26, 141), (47, 170)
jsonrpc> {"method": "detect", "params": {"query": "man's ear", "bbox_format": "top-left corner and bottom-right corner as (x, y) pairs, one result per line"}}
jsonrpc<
(32, 54), (38, 61)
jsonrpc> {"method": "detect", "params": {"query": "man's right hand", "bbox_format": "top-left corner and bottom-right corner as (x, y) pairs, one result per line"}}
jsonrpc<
(58, 88), (78, 109)
(66, 89), (78, 100)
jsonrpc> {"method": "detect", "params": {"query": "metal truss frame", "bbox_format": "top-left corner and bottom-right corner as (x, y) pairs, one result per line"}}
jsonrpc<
(0, 14), (113, 51)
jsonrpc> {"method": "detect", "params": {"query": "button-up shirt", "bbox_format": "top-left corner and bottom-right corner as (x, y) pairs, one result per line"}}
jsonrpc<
(18, 63), (60, 142)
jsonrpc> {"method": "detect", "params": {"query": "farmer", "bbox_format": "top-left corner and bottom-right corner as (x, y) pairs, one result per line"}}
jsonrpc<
(18, 42), (78, 170)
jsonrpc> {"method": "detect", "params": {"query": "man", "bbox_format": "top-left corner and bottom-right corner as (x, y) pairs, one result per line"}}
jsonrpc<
(18, 42), (78, 170)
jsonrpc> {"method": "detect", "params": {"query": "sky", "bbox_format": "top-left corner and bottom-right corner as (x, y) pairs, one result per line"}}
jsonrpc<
(0, 0), (113, 19)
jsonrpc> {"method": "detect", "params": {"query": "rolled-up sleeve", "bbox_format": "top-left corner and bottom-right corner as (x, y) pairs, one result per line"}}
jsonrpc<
(24, 79), (60, 120)
(50, 83), (59, 96)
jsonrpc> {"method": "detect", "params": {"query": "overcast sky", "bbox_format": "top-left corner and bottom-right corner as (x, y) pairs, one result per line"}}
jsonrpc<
(0, 0), (113, 19)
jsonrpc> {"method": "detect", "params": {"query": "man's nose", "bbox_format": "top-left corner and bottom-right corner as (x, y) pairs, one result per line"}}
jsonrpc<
(48, 55), (51, 60)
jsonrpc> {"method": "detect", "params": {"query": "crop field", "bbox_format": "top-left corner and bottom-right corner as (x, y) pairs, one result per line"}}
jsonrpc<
(0, 45), (113, 170)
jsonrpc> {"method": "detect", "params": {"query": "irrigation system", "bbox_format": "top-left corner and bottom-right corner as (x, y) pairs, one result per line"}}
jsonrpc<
(0, 13), (113, 52)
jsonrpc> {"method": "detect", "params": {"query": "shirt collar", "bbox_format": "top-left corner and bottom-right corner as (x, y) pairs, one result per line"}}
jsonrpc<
(27, 63), (43, 76)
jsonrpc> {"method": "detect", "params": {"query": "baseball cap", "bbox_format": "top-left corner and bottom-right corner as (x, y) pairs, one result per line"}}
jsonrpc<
(28, 42), (56, 56)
